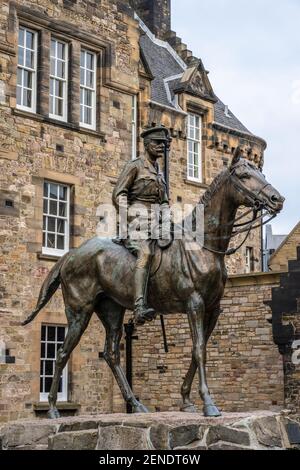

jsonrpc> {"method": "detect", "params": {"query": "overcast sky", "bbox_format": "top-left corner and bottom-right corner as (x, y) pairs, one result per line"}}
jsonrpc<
(172, 0), (300, 235)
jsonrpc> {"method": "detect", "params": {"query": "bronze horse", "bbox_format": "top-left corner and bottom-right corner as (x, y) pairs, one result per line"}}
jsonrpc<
(22, 149), (284, 418)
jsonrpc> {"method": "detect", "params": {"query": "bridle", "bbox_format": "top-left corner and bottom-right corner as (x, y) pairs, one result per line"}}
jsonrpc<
(203, 164), (278, 256)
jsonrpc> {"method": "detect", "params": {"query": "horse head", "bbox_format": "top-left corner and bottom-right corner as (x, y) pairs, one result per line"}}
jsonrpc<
(229, 147), (284, 215)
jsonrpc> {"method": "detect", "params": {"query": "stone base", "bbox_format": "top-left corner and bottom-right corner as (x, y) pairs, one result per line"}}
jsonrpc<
(1, 411), (299, 451)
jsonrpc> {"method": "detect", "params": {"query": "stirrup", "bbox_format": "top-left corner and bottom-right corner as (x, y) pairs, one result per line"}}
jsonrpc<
(134, 305), (156, 325)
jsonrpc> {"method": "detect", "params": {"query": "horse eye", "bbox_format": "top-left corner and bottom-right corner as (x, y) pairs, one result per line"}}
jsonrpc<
(240, 173), (250, 180)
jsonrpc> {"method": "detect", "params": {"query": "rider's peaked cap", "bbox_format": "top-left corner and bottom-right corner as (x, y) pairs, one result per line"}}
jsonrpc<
(141, 126), (170, 142)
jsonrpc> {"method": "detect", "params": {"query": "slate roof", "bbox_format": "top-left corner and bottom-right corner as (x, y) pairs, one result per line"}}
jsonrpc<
(214, 98), (252, 135)
(166, 77), (182, 102)
(265, 225), (287, 251)
(140, 33), (183, 108)
(139, 24), (254, 136)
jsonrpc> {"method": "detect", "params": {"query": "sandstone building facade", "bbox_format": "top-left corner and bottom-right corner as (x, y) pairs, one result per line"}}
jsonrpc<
(268, 221), (300, 272)
(0, 0), (281, 423)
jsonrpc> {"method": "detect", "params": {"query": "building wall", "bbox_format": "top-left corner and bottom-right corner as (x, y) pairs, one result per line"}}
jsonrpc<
(269, 222), (300, 272)
(0, 0), (140, 423)
(0, 0), (273, 423)
(113, 273), (284, 414)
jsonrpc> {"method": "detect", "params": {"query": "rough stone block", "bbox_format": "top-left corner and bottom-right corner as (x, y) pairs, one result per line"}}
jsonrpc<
(0, 422), (57, 449)
(206, 425), (250, 447)
(169, 424), (201, 449)
(97, 425), (151, 450)
(48, 430), (98, 450)
(58, 419), (99, 433)
(149, 424), (170, 450)
(208, 441), (250, 450)
(252, 416), (283, 448)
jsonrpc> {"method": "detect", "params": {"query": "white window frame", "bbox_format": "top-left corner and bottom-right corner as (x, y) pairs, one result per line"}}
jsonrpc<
(187, 113), (202, 183)
(42, 181), (70, 257)
(245, 246), (254, 274)
(80, 49), (97, 130)
(16, 25), (38, 113)
(40, 324), (68, 402)
(49, 38), (68, 122)
(131, 95), (138, 160)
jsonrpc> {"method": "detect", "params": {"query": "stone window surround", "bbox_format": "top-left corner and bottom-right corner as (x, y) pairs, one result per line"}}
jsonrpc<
(8, 2), (114, 138)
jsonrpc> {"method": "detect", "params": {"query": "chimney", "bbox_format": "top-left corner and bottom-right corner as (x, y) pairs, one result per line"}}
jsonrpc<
(130, 0), (171, 39)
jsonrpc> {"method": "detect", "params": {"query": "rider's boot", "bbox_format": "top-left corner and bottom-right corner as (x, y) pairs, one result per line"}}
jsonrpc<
(133, 266), (156, 325)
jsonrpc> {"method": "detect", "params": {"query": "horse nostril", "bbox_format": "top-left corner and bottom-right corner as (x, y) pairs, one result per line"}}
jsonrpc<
(271, 195), (278, 203)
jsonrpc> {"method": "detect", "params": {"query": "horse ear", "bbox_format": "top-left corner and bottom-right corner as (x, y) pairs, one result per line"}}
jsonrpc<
(231, 147), (242, 168)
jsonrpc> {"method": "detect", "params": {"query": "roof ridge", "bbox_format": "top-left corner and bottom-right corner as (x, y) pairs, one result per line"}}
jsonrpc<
(134, 13), (187, 71)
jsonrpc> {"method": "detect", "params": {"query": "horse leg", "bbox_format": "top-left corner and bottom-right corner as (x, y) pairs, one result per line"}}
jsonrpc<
(96, 298), (149, 413)
(186, 294), (221, 417)
(180, 304), (222, 413)
(48, 306), (93, 419)
(204, 303), (222, 344)
(180, 358), (197, 413)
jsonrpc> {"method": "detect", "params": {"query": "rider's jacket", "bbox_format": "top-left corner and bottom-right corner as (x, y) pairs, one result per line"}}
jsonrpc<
(113, 156), (169, 208)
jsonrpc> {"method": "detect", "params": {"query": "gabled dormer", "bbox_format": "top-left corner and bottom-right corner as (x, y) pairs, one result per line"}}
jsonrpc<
(174, 59), (217, 104)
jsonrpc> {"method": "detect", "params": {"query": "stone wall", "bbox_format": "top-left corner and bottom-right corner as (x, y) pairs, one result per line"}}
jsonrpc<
(114, 273), (284, 414)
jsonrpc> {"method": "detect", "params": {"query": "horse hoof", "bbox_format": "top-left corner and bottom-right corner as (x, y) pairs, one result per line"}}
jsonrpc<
(133, 402), (149, 413)
(47, 408), (60, 419)
(203, 404), (221, 417)
(181, 403), (198, 413)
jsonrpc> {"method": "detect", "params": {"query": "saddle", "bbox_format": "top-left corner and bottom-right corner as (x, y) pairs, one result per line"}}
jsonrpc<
(112, 236), (172, 276)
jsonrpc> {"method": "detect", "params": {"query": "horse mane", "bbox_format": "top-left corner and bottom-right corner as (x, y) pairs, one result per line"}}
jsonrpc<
(200, 169), (230, 207)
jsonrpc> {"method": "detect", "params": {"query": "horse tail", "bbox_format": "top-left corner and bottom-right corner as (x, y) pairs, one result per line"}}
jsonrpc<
(22, 252), (69, 326)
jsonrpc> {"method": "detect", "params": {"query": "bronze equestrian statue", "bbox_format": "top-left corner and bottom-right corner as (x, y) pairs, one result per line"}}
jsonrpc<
(22, 142), (284, 419)
(112, 127), (171, 325)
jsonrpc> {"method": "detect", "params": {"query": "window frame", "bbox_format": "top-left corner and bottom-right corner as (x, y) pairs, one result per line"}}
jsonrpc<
(79, 49), (97, 130)
(49, 37), (69, 122)
(245, 246), (254, 273)
(187, 113), (202, 183)
(42, 181), (70, 258)
(16, 25), (38, 113)
(40, 324), (68, 403)
(131, 95), (138, 160)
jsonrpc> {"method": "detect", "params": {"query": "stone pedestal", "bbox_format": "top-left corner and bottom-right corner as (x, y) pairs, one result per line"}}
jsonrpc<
(1, 411), (299, 451)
